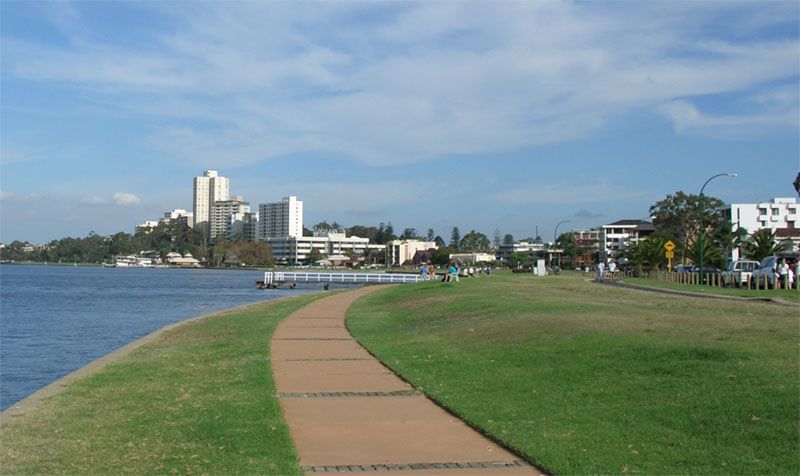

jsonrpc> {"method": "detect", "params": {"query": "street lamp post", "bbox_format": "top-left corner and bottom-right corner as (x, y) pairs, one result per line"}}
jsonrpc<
(553, 220), (571, 267)
(698, 173), (737, 281)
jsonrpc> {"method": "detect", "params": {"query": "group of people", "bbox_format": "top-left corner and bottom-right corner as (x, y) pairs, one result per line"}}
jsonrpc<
(594, 259), (617, 282)
(776, 258), (796, 289)
(418, 261), (491, 283)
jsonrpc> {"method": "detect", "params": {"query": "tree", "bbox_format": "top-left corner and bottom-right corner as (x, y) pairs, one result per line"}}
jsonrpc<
(431, 246), (455, 266)
(650, 191), (725, 263)
(506, 252), (530, 269)
(460, 230), (490, 252)
(619, 233), (672, 272)
(794, 172), (800, 196)
(401, 228), (419, 240)
(307, 248), (324, 264)
(433, 235), (446, 248)
(450, 227), (461, 250)
(741, 229), (787, 262)
(493, 229), (501, 247)
(503, 234), (514, 245)
(426, 228), (435, 241)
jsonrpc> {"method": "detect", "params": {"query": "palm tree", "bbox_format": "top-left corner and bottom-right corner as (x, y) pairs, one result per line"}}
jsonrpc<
(741, 229), (786, 262)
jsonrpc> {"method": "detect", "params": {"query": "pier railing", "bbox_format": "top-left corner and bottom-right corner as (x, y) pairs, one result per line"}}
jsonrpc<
(263, 271), (423, 286)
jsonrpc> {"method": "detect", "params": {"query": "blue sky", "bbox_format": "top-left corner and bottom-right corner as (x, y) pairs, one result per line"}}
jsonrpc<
(1, 1), (798, 244)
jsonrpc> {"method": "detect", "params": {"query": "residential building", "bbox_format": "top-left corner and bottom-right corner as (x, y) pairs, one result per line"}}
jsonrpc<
(161, 209), (194, 228)
(386, 240), (438, 266)
(495, 241), (563, 265)
(572, 228), (601, 266)
(209, 197), (249, 243)
(449, 252), (496, 264)
(267, 232), (383, 265)
(495, 241), (547, 262)
(193, 170), (230, 240)
(228, 212), (259, 242)
(601, 220), (655, 261)
(723, 197), (800, 260)
(135, 220), (160, 234)
(259, 196), (303, 240)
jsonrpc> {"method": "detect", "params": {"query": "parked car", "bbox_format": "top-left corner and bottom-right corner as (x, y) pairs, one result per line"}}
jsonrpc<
(675, 264), (693, 274)
(751, 256), (779, 289)
(693, 265), (722, 284)
(721, 260), (760, 287)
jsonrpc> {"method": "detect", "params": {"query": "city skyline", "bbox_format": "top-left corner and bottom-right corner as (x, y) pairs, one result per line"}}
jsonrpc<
(2, 2), (798, 243)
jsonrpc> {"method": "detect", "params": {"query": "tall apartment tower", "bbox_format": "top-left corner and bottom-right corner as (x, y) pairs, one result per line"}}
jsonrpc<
(209, 196), (250, 244)
(259, 196), (303, 240)
(193, 170), (230, 240)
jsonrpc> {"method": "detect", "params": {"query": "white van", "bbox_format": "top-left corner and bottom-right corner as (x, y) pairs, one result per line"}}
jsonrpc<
(721, 260), (760, 287)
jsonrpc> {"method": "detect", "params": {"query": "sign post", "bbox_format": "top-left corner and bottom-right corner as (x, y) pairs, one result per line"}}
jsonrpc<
(664, 240), (676, 272)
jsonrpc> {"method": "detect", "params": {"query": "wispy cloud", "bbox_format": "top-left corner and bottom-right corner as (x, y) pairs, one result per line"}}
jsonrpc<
(113, 192), (141, 206)
(79, 195), (109, 206)
(3, 2), (797, 168)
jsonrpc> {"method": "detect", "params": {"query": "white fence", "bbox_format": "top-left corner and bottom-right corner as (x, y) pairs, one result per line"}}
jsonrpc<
(263, 271), (423, 286)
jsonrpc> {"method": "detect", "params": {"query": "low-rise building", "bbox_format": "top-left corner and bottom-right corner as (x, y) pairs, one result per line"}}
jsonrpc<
(161, 209), (194, 228)
(386, 240), (438, 266)
(267, 232), (384, 265)
(449, 252), (496, 264)
(601, 220), (655, 261)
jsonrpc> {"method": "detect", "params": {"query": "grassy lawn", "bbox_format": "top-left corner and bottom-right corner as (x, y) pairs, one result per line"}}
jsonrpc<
(622, 277), (800, 300)
(1, 294), (322, 475)
(347, 272), (799, 475)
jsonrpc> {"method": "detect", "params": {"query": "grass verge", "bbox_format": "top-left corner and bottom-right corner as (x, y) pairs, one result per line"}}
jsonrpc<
(0, 294), (322, 475)
(622, 277), (800, 300)
(347, 272), (799, 475)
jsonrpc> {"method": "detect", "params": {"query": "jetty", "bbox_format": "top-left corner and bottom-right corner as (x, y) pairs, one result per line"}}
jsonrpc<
(256, 271), (423, 289)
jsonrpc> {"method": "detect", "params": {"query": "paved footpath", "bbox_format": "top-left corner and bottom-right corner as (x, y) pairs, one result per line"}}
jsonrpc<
(272, 286), (543, 475)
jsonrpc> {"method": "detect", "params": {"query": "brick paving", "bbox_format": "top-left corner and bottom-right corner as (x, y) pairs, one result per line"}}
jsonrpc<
(272, 286), (543, 475)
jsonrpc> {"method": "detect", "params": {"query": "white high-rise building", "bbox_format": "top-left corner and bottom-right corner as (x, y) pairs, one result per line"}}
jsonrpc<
(193, 170), (230, 241)
(209, 197), (249, 244)
(258, 196), (303, 240)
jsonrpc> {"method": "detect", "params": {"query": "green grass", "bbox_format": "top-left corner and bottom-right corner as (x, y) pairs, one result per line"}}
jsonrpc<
(624, 277), (800, 300)
(1, 294), (322, 475)
(346, 272), (799, 475)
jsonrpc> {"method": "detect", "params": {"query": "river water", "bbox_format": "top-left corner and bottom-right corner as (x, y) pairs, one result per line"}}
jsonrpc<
(0, 265), (319, 410)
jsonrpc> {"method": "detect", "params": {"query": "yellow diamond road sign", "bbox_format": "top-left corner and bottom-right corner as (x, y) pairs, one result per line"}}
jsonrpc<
(664, 240), (676, 252)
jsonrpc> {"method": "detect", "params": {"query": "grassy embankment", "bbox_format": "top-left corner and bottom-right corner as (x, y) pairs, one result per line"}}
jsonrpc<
(347, 272), (799, 475)
(1, 294), (323, 475)
(622, 276), (800, 300)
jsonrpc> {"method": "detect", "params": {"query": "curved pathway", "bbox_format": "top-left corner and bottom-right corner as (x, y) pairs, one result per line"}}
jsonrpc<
(271, 286), (542, 475)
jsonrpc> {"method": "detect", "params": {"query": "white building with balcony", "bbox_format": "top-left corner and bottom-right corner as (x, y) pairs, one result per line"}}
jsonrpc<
(210, 197), (250, 243)
(724, 197), (799, 260)
(601, 220), (655, 261)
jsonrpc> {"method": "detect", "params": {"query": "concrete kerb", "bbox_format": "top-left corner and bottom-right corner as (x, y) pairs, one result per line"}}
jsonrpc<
(593, 279), (800, 307)
(0, 294), (309, 426)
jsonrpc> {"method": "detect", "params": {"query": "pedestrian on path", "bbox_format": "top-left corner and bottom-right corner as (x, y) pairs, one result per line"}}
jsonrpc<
(596, 261), (605, 282)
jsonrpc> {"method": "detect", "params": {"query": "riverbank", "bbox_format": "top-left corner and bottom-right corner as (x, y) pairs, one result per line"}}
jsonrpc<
(1, 293), (324, 474)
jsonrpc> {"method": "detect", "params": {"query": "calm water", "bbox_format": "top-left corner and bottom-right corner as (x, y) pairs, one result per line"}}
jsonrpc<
(0, 265), (321, 410)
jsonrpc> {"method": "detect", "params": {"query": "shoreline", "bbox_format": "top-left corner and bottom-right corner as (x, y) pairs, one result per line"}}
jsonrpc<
(0, 295), (301, 426)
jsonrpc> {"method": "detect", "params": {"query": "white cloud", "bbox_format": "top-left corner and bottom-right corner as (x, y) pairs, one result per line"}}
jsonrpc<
(3, 2), (798, 167)
(659, 99), (798, 134)
(79, 195), (109, 206)
(0, 191), (15, 201)
(113, 192), (141, 206)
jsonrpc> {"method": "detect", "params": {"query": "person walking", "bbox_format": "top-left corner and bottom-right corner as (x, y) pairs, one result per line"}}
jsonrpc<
(449, 262), (459, 283)
(596, 261), (605, 282)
